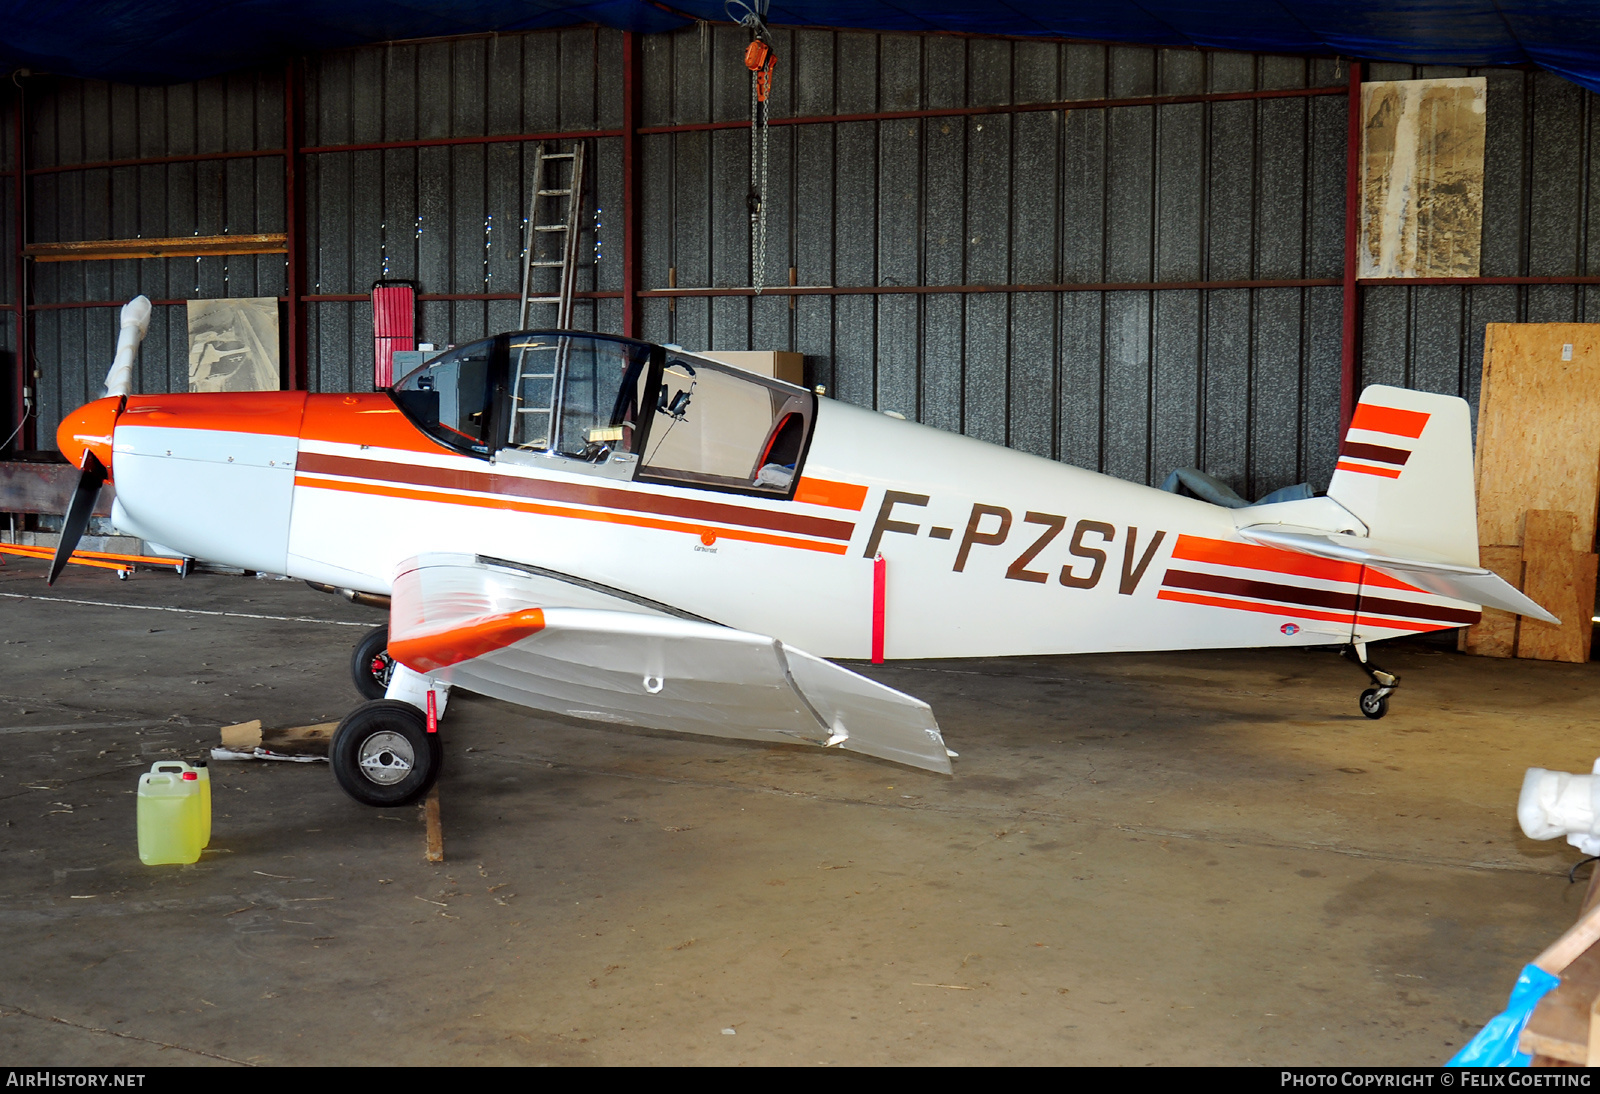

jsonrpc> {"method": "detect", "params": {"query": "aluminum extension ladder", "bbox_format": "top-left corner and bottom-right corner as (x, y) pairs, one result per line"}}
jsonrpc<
(509, 143), (585, 451)
(517, 143), (585, 329)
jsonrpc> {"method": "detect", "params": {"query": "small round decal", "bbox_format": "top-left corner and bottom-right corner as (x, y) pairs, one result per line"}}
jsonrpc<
(1280, 623), (1300, 635)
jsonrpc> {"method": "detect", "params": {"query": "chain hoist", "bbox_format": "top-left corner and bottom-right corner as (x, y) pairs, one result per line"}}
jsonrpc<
(728, 0), (774, 295)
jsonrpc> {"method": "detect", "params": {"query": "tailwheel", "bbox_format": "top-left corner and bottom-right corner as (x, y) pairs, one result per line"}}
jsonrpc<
(1343, 644), (1399, 721)
(330, 699), (441, 807)
(351, 624), (394, 700)
(1359, 688), (1389, 720)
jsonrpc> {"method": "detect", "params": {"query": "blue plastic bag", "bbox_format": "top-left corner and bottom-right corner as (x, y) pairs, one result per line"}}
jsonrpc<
(1447, 964), (1561, 1067)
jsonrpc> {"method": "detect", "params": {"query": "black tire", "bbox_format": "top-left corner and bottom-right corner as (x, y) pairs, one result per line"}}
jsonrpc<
(351, 625), (394, 700)
(330, 700), (442, 807)
(1359, 688), (1389, 720)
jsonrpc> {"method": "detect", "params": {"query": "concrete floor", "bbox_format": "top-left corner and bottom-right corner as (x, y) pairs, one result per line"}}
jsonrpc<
(0, 556), (1596, 1066)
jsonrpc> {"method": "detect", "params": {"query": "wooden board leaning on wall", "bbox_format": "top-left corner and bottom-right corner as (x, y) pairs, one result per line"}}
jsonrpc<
(1462, 324), (1600, 662)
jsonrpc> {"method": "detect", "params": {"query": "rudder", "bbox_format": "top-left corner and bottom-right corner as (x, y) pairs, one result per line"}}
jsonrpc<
(1327, 385), (1479, 567)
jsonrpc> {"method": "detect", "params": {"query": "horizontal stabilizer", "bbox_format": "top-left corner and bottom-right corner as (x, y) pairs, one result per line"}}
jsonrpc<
(388, 554), (952, 774)
(1239, 527), (1560, 625)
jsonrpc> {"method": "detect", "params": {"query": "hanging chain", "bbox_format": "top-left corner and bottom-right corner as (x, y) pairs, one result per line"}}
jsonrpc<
(758, 99), (769, 296)
(736, 2), (774, 298)
(750, 72), (762, 295)
(749, 84), (769, 295)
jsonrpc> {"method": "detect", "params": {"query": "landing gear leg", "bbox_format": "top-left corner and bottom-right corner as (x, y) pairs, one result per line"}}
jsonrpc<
(1343, 642), (1399, 719)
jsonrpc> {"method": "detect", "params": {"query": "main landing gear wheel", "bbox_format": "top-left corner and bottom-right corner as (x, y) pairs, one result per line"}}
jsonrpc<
(1359, 688), (1389, 720)
(330, 700), (441, 807)
(351, 624), (394, 700)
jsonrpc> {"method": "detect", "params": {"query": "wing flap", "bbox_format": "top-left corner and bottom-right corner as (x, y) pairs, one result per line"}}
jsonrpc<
(388, 553), (952, 774)
(1238, 527), (1560, 625)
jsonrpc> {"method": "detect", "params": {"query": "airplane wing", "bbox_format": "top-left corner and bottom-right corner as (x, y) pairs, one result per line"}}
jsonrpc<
(1237, 526), (1560, 625)
(384, 553), (953, 774)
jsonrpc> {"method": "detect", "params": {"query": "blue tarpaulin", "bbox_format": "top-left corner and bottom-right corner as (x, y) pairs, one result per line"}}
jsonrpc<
(1447, 963), (1560, 1067)
(1, 2), (1599, 91)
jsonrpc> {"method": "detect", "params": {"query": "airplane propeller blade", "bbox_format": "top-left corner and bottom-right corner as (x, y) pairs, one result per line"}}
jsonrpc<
(49, 450), (108, 586)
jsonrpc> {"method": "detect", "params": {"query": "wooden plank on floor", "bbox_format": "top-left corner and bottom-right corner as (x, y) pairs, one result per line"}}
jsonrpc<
(424, 785), (443, 863)
(1523, 930), (1600, 1063)
(1519, 510), (1588, 662)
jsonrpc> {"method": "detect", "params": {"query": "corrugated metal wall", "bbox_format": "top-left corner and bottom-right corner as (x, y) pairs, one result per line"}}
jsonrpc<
(302, 29), (624, 391)
(25, 69), (286, 436)
(15, 26), (1600, 501)
(638, 29), (1348, 496)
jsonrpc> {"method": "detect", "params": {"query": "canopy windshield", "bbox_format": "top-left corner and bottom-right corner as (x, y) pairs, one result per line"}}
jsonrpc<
(391, 332), (814, 498)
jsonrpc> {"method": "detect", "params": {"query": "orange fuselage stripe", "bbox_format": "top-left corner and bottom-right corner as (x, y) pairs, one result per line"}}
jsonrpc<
(1169, 534), (1425, 593)
(295, 474), (851, 555)
(1158, 588), (1355, 626)
(1157, 588), (1450, 632)
(794, 477), (868, 511)
(1172, 534), (1360, 583)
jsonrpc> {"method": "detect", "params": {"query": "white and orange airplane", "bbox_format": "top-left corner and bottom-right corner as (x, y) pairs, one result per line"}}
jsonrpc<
(47, 297), (1554, 806)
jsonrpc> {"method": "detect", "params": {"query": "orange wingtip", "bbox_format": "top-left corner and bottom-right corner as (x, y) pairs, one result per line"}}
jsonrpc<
(389, 608), (547, 673)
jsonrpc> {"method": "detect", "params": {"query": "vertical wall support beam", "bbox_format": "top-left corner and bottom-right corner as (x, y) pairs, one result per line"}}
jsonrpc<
(284, 58), (308, 391)
(11, 82), (28, 451)
(621, 31), (642, 339)
(1340, 61), (1363, 433)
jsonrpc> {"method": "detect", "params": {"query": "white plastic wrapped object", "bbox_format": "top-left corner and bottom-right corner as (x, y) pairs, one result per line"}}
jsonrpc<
(102, 295), (153, 398)
(1518, 760), (1600, 856)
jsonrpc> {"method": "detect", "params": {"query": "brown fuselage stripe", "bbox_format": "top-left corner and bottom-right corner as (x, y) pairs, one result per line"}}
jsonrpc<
(1162, 569), (1480, 625)
(297, 452), (856, 542)
(1338, 440), (1411, 466)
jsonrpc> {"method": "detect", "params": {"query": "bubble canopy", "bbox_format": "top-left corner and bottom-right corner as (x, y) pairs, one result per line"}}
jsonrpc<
(391, 331), (815, 498)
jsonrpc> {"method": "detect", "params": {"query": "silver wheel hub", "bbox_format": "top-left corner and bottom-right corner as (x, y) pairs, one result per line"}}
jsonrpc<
(357, 730), (415, 785)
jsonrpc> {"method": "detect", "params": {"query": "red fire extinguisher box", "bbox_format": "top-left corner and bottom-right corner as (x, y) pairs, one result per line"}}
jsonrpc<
(370, 280), (417, 388)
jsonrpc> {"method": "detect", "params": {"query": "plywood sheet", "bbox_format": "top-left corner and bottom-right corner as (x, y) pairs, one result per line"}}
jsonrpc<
(1518, 511), (1589, 662)
(1475, 324), (1600, 552)
(1359, 78), (1485, 279)
(1461, 545), (1522, 657)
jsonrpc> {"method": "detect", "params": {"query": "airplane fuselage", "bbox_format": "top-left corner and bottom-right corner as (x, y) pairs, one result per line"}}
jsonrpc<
(73, 383), (1476, 661)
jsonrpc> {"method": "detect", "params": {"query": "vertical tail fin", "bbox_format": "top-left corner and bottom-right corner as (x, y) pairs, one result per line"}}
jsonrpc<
(1327, 385), (1480, 567)
(1238, 385), (1556, 624)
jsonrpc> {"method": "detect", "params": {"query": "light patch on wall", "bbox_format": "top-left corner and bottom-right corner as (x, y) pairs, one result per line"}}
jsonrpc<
(1359, 77), (1487, 279)
(187, 298), (281, 392)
